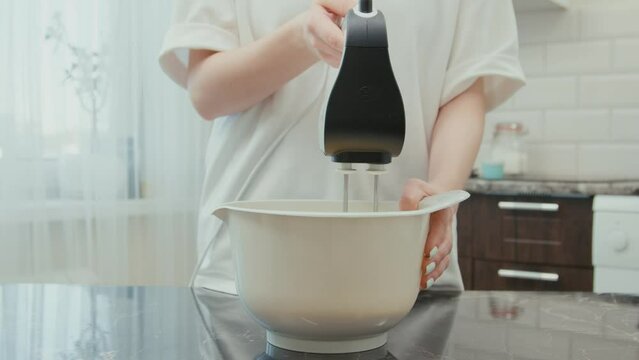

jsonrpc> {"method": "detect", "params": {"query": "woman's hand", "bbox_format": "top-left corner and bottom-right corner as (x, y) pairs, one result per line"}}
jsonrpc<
(185, 0), (359, 120)
(400, 179), (458, 290)
(300, 0), (356, 67)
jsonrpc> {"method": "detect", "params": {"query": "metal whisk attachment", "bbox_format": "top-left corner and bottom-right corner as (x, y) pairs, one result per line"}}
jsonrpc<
(339, 164), (387, 213)
(339, 163), (356, 212)
(367, 164), (386, 212)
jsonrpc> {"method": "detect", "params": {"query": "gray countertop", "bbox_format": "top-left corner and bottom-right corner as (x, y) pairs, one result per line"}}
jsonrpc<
(465, 177), (639, 196)
(2, 284), (638, 359)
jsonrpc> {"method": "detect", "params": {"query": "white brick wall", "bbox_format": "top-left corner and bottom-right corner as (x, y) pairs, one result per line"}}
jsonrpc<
(517, 10), (580, 44)
(580, 5), (639, 39)
(577, 144), (639, 180)
(580, 75), (639, 106)
(544, 109), (610, 141)
(513, 77), (578, 109)
(527, 144), (579, 179)
(613, 39), (639, 70)
(519, 45), (546, 75)
(546, 41), (611, 74)
(483, 0), (639, 180)
(611, 110), (639, 140)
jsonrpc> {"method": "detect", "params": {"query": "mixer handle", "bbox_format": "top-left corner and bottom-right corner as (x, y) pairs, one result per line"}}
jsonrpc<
(359, 0), (373, 13)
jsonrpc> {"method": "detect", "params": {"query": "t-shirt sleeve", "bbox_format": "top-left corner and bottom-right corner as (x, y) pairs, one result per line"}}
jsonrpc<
(159, 0), (239, 88)
(440, 0), (526, 111)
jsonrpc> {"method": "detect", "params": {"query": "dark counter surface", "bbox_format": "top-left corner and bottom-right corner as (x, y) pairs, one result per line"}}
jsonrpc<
(1, 284), (638, 359)
(465, 177), (639, 196)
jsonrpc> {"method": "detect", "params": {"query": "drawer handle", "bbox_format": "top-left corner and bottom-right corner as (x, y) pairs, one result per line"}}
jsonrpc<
(498, 201), (559, 212)
(498, 269), (559, 282)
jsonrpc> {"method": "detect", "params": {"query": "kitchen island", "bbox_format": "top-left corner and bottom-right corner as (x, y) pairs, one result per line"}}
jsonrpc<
(1, 284), (638, 359)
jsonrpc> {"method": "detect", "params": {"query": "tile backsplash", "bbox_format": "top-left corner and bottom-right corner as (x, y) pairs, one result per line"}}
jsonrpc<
(482, 0), (639, 181)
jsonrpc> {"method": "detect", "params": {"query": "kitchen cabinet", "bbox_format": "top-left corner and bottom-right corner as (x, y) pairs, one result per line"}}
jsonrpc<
(457, 193), (593, 291)
(473, 260), (593, 291)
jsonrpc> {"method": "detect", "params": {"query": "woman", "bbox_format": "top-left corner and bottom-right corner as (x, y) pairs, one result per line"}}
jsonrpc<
(159, 0), (525, 294)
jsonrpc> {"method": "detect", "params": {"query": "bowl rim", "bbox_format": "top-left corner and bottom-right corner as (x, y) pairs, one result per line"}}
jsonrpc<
(212, 199), (432, 219)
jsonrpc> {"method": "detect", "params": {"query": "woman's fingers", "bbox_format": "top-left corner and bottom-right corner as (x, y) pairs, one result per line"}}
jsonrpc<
(399, 178), (457, 290)
(317, 48), (341, 68)
(303, 3), (346, 66)
(399, 184), (424, 211)
(423, 209), (453, 256)
(399, 178), (440, 210)
(421, 255), (451, 289)
(420, 208), (454, 289)
(316, 0), (357, 17)
(434, 231), (453, 263)
(399, 179), (427, 210)
(421, 228), (451, 272)
(309, 33), (341, 66)
(425, 228), (452, 267)
(308, 7), (345, 52)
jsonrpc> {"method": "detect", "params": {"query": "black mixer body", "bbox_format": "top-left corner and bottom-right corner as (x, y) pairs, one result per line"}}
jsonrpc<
(323, 3), (406, 166)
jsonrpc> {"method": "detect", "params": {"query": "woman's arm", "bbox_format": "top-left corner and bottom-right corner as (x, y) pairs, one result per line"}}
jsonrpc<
(400, 79), (486, 289)
(428, 79), (486, 191)
(187, 0), (355, 120)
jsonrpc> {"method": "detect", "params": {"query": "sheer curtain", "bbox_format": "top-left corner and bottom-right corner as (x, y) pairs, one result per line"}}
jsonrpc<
(0, 0), (209, 285)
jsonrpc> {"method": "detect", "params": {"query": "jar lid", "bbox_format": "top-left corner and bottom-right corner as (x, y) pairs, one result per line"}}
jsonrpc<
(495, 122), (525, 134)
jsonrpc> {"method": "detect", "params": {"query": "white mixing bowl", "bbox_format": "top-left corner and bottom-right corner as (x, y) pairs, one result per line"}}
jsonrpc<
(213, 190), (469, 354)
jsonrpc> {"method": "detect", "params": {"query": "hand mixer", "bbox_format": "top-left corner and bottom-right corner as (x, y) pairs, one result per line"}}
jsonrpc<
(322, 0), (405, 212)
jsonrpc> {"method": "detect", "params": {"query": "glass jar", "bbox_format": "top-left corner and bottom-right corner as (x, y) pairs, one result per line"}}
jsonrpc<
(489, 122), (527, 177)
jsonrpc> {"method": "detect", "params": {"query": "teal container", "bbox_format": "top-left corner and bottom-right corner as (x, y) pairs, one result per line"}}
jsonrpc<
(480, 161), (504, 180)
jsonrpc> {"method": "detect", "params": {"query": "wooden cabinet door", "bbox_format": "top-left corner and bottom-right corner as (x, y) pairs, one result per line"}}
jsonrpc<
(471, 194), (593, 267)
(459, 257), (473, 289)
(456, 199), (473, 258)
(473, 259), (593, 291)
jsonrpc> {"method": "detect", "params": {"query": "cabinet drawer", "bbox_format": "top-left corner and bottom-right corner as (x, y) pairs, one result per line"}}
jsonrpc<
(473, 260), (593, 291)
(471, 194), (593, 266)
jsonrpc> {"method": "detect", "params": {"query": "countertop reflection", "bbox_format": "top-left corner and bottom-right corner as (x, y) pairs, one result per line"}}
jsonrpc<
(1, 284), (638, 359)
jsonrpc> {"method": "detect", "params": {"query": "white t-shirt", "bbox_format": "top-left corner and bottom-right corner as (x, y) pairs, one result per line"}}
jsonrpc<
(159, 0), (525, 295)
